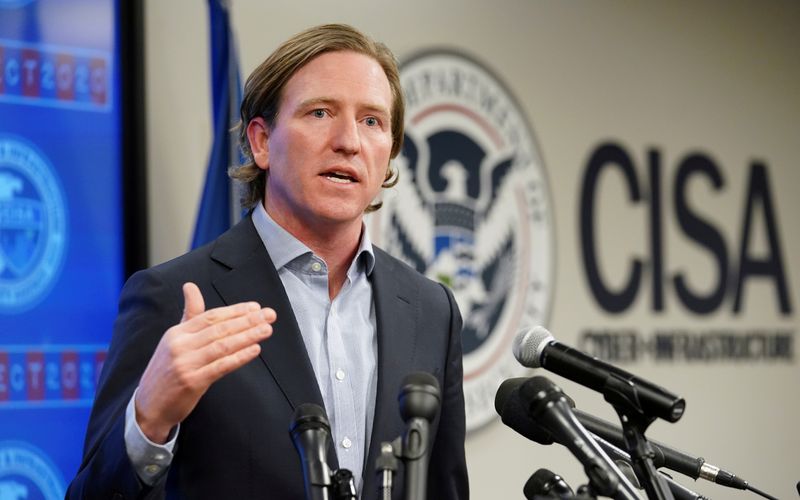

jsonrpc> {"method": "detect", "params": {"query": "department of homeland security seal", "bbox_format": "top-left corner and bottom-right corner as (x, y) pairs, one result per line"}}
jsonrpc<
(0, 136), (67, 314)
(368, 51), (555, 431)
(0, 441), (66, 500)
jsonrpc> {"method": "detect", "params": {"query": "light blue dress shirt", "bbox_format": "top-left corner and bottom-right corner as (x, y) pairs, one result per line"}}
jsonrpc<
(252, 203), (378, 493)
(125, 203), (378, 495)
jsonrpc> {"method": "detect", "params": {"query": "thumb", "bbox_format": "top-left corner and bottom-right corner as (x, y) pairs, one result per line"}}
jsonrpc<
(181, 282), (205, 322)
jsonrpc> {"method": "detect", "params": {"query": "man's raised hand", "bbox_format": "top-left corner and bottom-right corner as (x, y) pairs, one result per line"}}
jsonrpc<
(134, 282), (276, 443)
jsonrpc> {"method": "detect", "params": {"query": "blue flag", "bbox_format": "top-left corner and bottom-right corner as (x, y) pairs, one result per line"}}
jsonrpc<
(191, 0), (242, 249)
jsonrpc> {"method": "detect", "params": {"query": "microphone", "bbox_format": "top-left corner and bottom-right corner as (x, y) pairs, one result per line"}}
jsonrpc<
(574, 408), (747, 489)
(397, 372), (441, 500)
(494, 377), (556, 446)
(331, 469), (357, 500)
(514, 326), (685, 422)
(523, 469), (574, 499)
(518, 376), (640, 500)
(289, 403), (334, 500)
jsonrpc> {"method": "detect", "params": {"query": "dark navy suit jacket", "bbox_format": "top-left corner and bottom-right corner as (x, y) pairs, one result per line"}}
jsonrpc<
(67, 216), (468, 500)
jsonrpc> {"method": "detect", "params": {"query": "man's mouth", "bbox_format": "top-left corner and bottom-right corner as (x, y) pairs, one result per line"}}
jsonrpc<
(322, 171), (357, 184)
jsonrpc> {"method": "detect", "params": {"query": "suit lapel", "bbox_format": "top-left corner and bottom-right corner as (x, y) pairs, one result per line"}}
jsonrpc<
(208, 217), (326, 415)
(364, 248), (420, 487)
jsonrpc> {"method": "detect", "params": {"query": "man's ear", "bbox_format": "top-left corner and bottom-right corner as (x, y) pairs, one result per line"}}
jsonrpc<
(246, 117), (270, 171)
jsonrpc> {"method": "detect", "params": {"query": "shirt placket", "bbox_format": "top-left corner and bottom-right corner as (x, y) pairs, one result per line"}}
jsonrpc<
(327, 279), (360, 481)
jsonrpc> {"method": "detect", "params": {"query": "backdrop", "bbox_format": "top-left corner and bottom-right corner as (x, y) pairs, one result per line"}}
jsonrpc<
(145, 1), (799, 499)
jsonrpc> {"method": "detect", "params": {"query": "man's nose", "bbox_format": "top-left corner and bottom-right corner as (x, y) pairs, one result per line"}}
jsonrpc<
(330, 116), (361, 155)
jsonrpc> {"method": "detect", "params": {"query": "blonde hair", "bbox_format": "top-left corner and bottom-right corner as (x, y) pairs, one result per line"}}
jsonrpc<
(231, 23), (404, 210)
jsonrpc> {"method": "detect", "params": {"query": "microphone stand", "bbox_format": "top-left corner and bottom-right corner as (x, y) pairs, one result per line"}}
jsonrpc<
(375, 441), (399, 500)
(592, 433), (709, 500)
(605, 376), (675, 500)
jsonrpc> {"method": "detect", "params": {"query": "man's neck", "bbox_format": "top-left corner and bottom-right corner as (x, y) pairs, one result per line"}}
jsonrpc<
(263, 202), (362, 300)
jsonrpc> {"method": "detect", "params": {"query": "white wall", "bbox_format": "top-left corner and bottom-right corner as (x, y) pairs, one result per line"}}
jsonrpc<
(145, 1), (800, 498)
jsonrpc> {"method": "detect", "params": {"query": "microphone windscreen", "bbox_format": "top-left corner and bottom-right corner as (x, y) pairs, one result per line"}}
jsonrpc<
(494, 377), (527, 415)
(513, 326), (554, 368)
(494, 380), (555, 445)
(398, 371), (441, 422)
(290, 403), (330, 434)
(524, 469), (573, 499)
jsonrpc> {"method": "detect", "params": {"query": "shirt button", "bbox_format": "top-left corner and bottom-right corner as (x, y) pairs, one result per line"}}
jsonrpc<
(153, 453), (166, 461)
(311, 262), (322, 272)
(341, 437), (352, 449)
(145, 464), (160, 475)
(335, 369), (345, 381)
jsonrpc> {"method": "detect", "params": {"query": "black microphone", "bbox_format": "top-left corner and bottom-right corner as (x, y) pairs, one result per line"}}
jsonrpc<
(519, 376), (640, 500)
(397, 372), (441, 500)
(574, 408), (749, 490)
(514, 326), (685, 422)
(290, 403), (333, 500)
(331, 469), (357, 500)
(494, 377), (556, 446)
(523, 468), (574, 499)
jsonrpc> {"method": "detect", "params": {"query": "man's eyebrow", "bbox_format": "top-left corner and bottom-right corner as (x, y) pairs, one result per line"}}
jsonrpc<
(297, 97), (390, 117)
(361, 103), (391, 117)
(297, 97), (336, 109)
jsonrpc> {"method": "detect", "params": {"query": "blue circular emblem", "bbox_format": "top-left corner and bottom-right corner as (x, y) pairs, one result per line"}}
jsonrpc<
(370, 51), (555, 430)
(0, 136), (68, 313)
(0, 441), (66, 500)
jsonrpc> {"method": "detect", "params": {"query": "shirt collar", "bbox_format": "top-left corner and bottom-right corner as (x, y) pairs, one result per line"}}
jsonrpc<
(251, 202), (375, 276)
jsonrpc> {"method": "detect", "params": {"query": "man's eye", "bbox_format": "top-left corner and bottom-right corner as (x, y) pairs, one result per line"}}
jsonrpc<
(365, 117), (378, 127)
(312, 109), (326, 118)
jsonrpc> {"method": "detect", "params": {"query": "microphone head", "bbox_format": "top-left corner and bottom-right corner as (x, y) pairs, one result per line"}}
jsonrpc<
(494, 377), (527, 415)
(494, 379), (556, 446)
(513, 326), (554, 368)
(524, 468), (574, 499)
(398, 372), (441, 423)
(496, 377), (576, 417)
(289, 403), (330, 436)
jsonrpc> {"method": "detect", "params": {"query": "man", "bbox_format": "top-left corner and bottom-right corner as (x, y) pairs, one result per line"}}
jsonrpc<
(68, 24), (468, 499)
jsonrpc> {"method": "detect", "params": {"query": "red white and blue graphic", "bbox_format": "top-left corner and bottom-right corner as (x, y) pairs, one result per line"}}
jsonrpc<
(0, 0), (124, 494)
(370, 51), (556, 430)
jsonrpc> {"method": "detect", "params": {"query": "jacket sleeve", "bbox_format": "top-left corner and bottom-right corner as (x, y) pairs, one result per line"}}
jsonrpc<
(66, 268), (182, 500)
(427, 283), (469, 500)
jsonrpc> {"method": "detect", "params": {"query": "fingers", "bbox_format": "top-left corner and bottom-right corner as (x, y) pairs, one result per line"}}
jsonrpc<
(181, 300), (266, 333)
(187, 307), (275, 347)
(181, 282), (206, 322)
(192, 318), (273, 366)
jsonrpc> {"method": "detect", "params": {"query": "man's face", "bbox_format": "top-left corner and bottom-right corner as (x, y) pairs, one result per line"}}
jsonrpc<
(255, 50), (393, 234)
